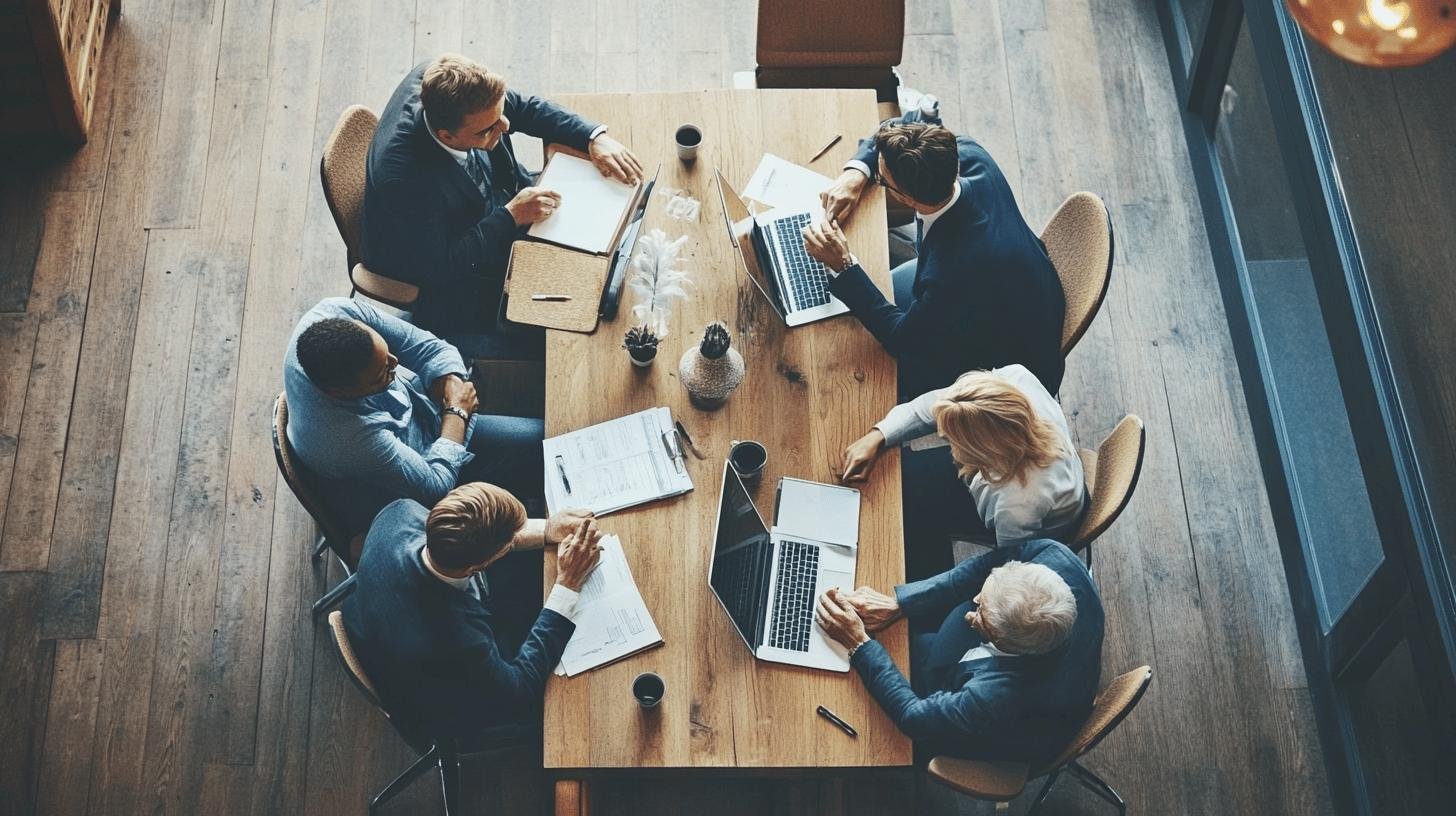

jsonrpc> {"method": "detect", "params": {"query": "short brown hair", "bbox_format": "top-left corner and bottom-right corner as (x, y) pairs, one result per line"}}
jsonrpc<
(420, 54), (507, 133)
(425, 483), (526, 571)
(873, 123), (958, 205)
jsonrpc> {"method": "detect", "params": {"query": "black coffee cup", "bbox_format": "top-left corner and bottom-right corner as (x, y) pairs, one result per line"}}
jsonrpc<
(729, 440), (767, 484)
(633, 672), (665, 708)
(675, 124), (702, 162)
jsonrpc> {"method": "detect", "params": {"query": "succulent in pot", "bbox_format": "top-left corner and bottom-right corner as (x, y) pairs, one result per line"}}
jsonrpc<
(624, 325), (660, 367)
(679, 321), (745, 409)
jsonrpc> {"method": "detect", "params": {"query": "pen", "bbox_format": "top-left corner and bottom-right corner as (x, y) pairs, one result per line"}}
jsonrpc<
(809, 134), (842, 163)
(555, 455), (573, 494)
(674, 420), (705, 459)
(816, 705), (858, 737)
(532, 294), (572, 301)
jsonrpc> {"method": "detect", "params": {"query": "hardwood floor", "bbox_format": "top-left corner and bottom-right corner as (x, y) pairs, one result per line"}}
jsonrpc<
(0, 1), (1331, 814)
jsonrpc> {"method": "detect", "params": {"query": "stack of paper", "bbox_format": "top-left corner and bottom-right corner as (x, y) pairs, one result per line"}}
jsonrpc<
(742, 153), (834, 212)
(528, 153), (641, 254)
(544, 407), (693, 516)
(554, 535), (663, 676)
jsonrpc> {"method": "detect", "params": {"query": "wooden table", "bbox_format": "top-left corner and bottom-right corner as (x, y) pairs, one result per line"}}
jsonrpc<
(542, 89), (912, 812)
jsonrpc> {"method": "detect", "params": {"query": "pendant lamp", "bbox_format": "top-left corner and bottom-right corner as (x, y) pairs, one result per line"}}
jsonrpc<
(1286, 0), (1456, 67)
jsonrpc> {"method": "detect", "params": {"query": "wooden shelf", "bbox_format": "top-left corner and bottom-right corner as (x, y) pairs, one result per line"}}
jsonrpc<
(0, 0), (116, 144)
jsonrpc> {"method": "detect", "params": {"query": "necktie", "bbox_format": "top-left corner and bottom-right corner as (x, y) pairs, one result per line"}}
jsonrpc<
(915, 216), (925, 250)
(464, 149), (492, 201)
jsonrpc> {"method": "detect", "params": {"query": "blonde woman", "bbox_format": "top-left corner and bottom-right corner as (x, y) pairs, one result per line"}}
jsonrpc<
(841, 364), (1086, 577)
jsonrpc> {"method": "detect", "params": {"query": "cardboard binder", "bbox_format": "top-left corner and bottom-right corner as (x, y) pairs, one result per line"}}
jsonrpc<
(504, 242), (609, 333)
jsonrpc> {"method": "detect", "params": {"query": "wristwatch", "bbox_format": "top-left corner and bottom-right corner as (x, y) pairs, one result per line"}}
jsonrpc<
(442, 405), (470, 423)
(846, 639), (870, 660)
(829, 253), (860, 278)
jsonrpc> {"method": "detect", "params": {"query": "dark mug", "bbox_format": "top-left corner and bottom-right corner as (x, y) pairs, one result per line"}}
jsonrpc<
(729, 440), (767, 484)
(633, 672), (665, 708)
(675, 124), (702, 162)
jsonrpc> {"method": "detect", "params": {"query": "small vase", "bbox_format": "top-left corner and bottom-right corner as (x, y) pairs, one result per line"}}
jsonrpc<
(630, 347), (658, 367)
(679, 345), (745, 409)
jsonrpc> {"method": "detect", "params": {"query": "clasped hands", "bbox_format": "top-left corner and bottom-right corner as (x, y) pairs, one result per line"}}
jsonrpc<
(815, 586), (902, 651)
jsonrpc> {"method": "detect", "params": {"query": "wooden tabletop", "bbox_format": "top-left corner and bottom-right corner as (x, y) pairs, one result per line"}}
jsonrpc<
(541, 89), (911, 771)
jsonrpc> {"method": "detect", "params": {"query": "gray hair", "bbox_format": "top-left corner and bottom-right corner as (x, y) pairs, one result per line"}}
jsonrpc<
(981, 561), (1077, 655)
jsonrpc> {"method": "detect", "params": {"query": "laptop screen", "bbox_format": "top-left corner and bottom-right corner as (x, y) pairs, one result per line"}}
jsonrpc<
(708, 460), (774, 650)
(713, 171), (785, 320)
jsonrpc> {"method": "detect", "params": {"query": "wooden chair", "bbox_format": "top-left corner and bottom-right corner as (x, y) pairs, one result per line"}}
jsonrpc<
(1069, 415), (1146, 569)
(271, 393), (362, 618)
(1041, 192), (1115, 357)
(747, 0), (906, 108)
(327, 610), (535, 814)
(320, 104), (421, 309)
(928, 665), (1153, 814)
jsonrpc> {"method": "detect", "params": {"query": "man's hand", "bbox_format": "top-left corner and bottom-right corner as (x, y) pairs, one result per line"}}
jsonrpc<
(440, 374), (479, 416)
(555, 517), (603, 591)
(545, 508), (594, 546)
(840, 428), (885, 483)
(820, 168), (869, 224)
(816, 588), (870, 650)
(802, 219), (854, 273)
(588, 134), (645, 184)
(505, 186), (563, 226)
(841, 586), (902, 633)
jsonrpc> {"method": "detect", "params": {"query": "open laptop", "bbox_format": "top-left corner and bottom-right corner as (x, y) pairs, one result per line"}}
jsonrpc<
(714, 170), (850, 327)
(707, 459), (861, 672)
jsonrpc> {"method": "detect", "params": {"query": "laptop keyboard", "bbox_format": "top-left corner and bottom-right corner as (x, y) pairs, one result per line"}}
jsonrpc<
(769, 213), (832, 312)
(768, 539), (820, 652)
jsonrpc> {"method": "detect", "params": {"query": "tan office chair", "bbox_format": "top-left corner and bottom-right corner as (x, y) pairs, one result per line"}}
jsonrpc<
(1041, 192), (1114, 357)
(320, 104), (420, 309)
(751, 0), (905, 108)
(327, 610), (536, 814)
(272, 393), (363, 618)
(1068, 415), (1145, 570)
(928, 665), (1152, 814)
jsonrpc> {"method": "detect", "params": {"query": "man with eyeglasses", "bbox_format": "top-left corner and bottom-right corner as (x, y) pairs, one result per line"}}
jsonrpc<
(802, 123), (1065, 399)
(283, 298), (545, 536)
(362, 54), (644, 359)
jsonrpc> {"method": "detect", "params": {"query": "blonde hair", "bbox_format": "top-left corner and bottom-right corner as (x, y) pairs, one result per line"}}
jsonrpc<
(932, 371), (1064, 486)
(420, 54), (507, 133)
(981, 561), (1077, 655)
(425, 482), (526, 571)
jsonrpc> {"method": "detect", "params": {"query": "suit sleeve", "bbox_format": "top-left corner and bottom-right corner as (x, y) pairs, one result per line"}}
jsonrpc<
(370, 173), (520, 288)
(894, 543), (1025, 618)
(504, 90), (599, 151)
(828, 262), (980, 360)
(851, 640), (1004, 743)
(458, 608), (575, 709)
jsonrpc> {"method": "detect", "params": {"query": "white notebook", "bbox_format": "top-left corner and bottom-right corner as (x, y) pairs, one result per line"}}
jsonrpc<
(543, 407), (693, 516)
(527, 153), (641, 254)
(553, 535), (663, 676)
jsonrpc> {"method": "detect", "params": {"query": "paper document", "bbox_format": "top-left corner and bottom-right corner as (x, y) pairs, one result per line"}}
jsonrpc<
(774, 477), (861, 548)
(544, 407), (693, 516)
(554, 535), (663, 676)
(742, 153), (834, 212)
(528, 153), (640, 254)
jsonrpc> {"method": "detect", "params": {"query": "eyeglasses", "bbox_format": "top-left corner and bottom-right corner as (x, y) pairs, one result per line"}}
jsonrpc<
(873, 174), (909, 198)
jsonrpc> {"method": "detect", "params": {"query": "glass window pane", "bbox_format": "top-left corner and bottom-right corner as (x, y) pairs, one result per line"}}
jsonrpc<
(1345, 638), (1456, 814)
(1304, 41), (1456, 599)
(1215, 23), (1383, 629)
(1179, 0), (1212, 67)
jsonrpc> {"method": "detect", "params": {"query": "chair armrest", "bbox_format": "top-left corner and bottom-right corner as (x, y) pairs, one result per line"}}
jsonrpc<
(926, 756), (1029, 801)
(351, 263), (419, 310)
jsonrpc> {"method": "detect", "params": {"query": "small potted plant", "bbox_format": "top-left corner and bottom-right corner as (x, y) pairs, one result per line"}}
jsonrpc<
(623, 325), (660, 367)
(679, 321), (745, 409)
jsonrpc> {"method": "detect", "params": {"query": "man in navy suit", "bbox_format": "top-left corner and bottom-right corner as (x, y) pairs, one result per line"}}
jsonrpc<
(361, 54), (643, 358)
(343, 483), (601, 743)
(816, 539), (1103, 765)
(803, 123), (1065, 397)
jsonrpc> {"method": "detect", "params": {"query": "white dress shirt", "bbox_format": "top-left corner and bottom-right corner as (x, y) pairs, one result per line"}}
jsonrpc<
(962, 640), (1016, 663)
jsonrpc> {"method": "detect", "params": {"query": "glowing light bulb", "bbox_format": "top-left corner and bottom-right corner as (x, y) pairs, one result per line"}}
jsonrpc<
(1286, 0), (1456, 67)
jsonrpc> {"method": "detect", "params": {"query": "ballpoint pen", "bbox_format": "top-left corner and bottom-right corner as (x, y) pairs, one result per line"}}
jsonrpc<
(674, 420), (705, 459)
(809, 134), (842, 163)
(555, 455), (573, 494)
(532, 294), (572, 301)
(816, 705), (858, 737)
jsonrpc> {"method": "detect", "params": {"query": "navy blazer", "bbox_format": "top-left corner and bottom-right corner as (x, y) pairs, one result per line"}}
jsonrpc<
(342, 499), (574, 742)
(360, 62), (600, 333)
(828, 137), (1065, 394)
(851, 539), (1104, 765)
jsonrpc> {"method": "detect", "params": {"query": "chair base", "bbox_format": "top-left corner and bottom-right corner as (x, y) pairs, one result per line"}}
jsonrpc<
(370, 744), (463, 814)
(1025, 761), (1126, 816)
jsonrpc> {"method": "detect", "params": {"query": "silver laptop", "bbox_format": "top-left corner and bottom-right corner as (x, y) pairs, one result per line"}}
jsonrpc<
(707, 460), (861, 672)
(714, 170), (851, 327)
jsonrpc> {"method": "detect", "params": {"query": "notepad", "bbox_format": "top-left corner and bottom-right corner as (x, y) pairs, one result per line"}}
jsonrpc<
(553, 534), (663, 676)
(504, 241), (608, 332)
(527, 153), (641, 254)
(543, 407), (693, 516)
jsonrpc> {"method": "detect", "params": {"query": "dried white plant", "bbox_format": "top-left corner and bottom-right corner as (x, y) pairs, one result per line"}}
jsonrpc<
(627, 229), (693, 337)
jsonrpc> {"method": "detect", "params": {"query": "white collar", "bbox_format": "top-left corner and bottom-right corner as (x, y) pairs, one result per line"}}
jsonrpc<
(421, 545), (474, 591)
(916, 181), (962, 236)
(424, 112), (470, 164)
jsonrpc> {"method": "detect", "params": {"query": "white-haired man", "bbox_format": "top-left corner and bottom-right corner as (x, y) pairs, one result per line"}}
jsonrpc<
(816, 539), (1104, 764)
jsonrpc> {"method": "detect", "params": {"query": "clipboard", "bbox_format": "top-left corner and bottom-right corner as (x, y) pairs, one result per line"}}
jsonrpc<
(504, 242), (609, 332)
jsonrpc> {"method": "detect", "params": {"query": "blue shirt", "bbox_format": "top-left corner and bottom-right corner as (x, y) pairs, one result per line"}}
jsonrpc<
(283, 297), (472, 532)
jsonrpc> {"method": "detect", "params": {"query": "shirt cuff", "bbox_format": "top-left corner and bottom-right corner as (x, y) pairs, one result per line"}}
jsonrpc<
(843, 159), (872, 179)
(545, 584), (580, 617)
(588, 125), (608, 142)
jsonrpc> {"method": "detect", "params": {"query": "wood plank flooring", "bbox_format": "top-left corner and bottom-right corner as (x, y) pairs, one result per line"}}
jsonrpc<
(0, 1), (1331, 814)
